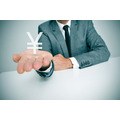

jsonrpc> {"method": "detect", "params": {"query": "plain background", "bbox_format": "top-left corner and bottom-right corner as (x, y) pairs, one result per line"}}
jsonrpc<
(0, 20), (120, 73)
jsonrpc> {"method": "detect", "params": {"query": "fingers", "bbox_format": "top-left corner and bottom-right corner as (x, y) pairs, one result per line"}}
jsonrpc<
(42, 57), (51, 68)
(17, 55), (42, 74)
(33, 56), (43, 70)
(24, 57), (35, 72)
(33, 56), (51, 70)
(13, 54), (21, 62)
(17, 57), (28, 74)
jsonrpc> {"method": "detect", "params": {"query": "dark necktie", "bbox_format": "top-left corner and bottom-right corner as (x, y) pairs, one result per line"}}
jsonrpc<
(63, 25), (71, 57)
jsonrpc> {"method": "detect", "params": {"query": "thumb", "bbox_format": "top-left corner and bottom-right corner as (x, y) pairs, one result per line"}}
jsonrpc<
(13, 54), (21, 62)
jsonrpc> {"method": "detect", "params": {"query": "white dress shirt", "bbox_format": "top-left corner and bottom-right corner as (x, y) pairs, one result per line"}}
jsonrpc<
(56, 20), (79, 69)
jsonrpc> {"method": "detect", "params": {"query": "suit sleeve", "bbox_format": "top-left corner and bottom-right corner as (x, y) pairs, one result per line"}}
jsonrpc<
(75, 20), (110, 68)
(36, 61), (54, 78)
(36, 25), (54, 77)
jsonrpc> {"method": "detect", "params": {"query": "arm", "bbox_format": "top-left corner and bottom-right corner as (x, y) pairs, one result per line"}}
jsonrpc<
(36, 25), (54, 77)
(75, 20), (110, 68)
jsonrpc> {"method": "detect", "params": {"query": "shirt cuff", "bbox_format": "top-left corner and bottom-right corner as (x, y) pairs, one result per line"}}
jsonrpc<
(69, 57), (79, 69)
(37, 61), (52, 73)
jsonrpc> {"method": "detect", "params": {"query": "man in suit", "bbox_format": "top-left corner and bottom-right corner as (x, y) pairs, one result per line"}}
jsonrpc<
(13, 20), (110, 77)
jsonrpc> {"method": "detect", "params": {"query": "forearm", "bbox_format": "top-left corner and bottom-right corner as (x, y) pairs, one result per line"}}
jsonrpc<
(75, 46), (110, 69)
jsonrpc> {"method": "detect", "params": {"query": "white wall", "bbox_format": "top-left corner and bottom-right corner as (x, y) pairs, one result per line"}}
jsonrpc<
(0, 20), (120, 73)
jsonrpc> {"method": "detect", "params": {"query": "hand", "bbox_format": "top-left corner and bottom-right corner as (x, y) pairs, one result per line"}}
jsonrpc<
(13, 49), (53, 74)
(53, 54), (73, 71)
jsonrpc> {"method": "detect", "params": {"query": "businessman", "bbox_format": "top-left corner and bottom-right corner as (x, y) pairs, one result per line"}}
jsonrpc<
(13, 20), (110, 77)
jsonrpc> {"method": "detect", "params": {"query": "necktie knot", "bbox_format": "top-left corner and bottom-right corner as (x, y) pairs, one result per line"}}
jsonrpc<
(63, 25), (69, 31)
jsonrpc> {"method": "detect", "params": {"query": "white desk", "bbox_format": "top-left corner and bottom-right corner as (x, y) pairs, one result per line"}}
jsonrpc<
(0, 57), (120, 100)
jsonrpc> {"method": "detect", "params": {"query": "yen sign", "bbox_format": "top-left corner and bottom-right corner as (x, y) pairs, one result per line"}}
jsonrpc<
(27, 32), (43, 54)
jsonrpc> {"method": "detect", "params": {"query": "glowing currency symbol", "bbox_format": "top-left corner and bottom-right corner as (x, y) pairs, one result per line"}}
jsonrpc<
(27, 32), (43, 54)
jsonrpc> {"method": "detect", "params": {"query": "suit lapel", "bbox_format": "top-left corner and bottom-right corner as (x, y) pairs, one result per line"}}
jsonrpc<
(51, 20), (69, 58)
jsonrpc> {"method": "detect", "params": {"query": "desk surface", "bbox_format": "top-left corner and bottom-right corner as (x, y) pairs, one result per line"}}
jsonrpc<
(0, 57), (120, 100)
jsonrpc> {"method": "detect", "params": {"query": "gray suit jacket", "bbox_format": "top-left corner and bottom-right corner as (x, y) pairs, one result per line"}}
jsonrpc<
(38, 20), (110, 67)
(37, 20), (110, 77)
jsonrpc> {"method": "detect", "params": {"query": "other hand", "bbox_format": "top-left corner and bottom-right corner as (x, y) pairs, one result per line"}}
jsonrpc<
(53, 54), (73, 71)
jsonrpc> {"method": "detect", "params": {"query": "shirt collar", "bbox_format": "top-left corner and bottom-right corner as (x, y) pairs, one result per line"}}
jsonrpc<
(56, 20), (71, 31)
